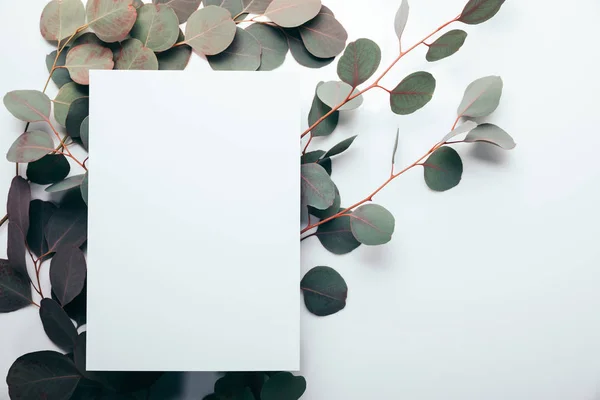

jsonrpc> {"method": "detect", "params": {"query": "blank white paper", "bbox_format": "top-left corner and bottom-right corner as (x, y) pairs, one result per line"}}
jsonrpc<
(86, 71), (300, 371)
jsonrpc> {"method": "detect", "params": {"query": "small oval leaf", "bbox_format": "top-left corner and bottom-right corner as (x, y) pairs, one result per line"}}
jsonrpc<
(3, 90), (51, 122)
(40, 298), (78, 351)
(116, 38), (159, 70)
(0, 259), (32, 313)
(423, 146), (463, 192)
(316, 81), (363, 111)
(350, 204), (395, 245)
(86, 0), (138, 43)
(299, 13), (347, 58)
(390, 71), (436, 115)
(131, 4), (179, 52)
(426, 29), (467, 62)
(65, 44), (114, 85)
(245, 24), (288, 71)
(27, 154), (71, 185)
(464, 123), (515, 149)
(301, 163), (335, 210)
(50, 246), (87, 306)
(459, 0), (506, 25)
(155, 0), (202, 23)
(185, 6), (236, 55)
(265, 0), (321, 28)
(40, 0), (86, 41)
(337, 38), (381, 87)
(54, 82), (89, 126)
(207, 27), (261, 71)
(7, 131), (54, 163)
(457, 75), (503, 118)
(300, 266), (347, 317)
(46, 174), (87, 194)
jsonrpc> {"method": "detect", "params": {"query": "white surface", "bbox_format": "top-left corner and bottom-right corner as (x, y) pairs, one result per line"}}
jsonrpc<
(86, 70), (300, 371)
(1, 0), (600, 398)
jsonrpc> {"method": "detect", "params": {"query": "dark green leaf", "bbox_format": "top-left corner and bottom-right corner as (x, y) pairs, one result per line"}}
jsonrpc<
(27, 154), (71, 185)
(46, 50), (73, 88)
(308, 186), (340, 220)
(207, 27), (261, 71)
(308, 82), (339, 137)
(53, 280), (87, 327)
(426, 29), (467, 62)
(0, 259), (32, 313)
(156, 0), (202, 23)
(86, 0), (138, 43)
(46, 174), (87, 193)
(50, 246), (87, 307)
(261, 372), (306, 400)
(301, 163), (336, 210)
(337, 38), (381, 87)
(54, 82), (88, 126)
(81, 172), (88, 205)
(245, 24), (288, 71)
(131, 4), (179, 52)
(66, 97), (89, 138)
(7, 177), (30, 277)
(299, 13), (347, 58)
(40, 298), (78, 351)
(46, 205), (88, 253)
(185, 6), (236, 55)
(459, 0), (506, 25)
(265, 0), (320, 28)
(350, 204), (395, 245)
(65, 44), (114, 85)
(318, 157), (331, 175)
(324, 135), (357, 158)
(301, 150), (325, 164)
(7, 351), (81, 399)
(3, 90), (51, 122)
(80, 116), (89, 150)
(316, 210), (361, 255)
(157, 30), (192, 70)
(6, 131), (54, 163)
(464, 123), (515, 149)
(389, 71), (436, 115)
(317, 81), (363, 111)
(301, 267), (347, 316)
(457, 75), (502, 118)
(423, 146), (463, 191)
(27, 200), (57, 259)
(285, 29), (334, 69)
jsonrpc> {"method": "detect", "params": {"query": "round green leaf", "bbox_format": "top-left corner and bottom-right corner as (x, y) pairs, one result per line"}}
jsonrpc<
(7, 131), (54, 163)
(157, 30), (192, 70)
(301, 163), (335, 210)
(315, 211), (361, 255)
(464, 123), (515, 149)
(265, 0), (320, 28)
(308, 186), (340, 220)
(299, 13), (347, 58)
(155, 0), (202, 23)
(337, 39), (381, 87)
(65, 44), (114, 85)
(245, 24), (288, 71)
(394, 0), (409, 42)
(27, 154), (71, 185)
(46, 174), (87, 194)
(46, 50), (73, 88)
(86, 0), (138, 43)
(27, 200), (57, 259)
(66, 97), (89, 138)
(116, 38), (159, 70)
(131, 4), (179, 52)
(426, 29), (467, 62)
(7, 351), (81, 400)
(207, 27), (261, 71)
(459, 0), (506, 25)
(185, 6), (236, 55)
(54, 82), (88, 126)
(3, 90), (51, 122)
(0, 259), (32, 312)
(423, 146), (463, 192)
(286, 28), (334, 68)
(51, 246), (87, 306)
(390, 71), (436, 115)
(40, 298), (78, 351)
(308, 82), (338, 137)
(457, 75), (503, 118)
(40, 0), (86, 41)
(350, 204), (395, 245)
(300, 267), (347, 317)
(316, 81), (363, 111)
(81, 172), (89, 205)
(80, 116), (89, 150)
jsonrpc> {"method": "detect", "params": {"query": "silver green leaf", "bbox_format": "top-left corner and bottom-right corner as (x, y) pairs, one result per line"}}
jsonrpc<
(185, 5), (236, 55)
(157, 30), (192, 70)
(337, 38), (381, 87)
(299, 13), (347, 58)
(308, 82), (339, 137)
(46, 174), (87, 193)
(394, 0), (409, 43)
(115, 38), (159, 70)
(426, 29), (467, 62)
(65, 44), (114, 85)
(242, 0), (272, 14)
(3, 90), (51, 122)
(286, 28), (334, 69)
(86, 0), (138, 43)
(316, 81), (363, 111)
(207, 27), (261, 71)
(54, 83), (89, 127)
(40, 0), (86, 41)
(301, 163), (335, 210)
(350, 204), (395, 246)
(391, 128), (399, 164)
(131, 4), (179, 52)
(155, 0), (202, 23)
(464, 123), (515, 149)
(245, 24), (288, 71)
(389, 71), (436, 115)
(457, 75), (503, 118)
(7, 131), (54, 163)
(440, 120), (477, 143)
(265, 0), (321, 28)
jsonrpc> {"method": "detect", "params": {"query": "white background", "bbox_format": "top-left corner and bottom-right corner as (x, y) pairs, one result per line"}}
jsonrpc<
(2, 0), (600, 399)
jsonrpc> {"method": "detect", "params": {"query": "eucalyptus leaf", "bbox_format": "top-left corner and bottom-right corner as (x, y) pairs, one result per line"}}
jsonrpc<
(301, 163), (335, 210)
(54, 281), (87, 327)
(27, 200), (57, 259)
(207, 27), (261, 71)
(185, 6), (236, 55)
(6, 131), (54, 163)
(459, 0), (506, 25)
(440, 120), (477, 143)
(286, 28), (334, 68)
(86, 0), (138, 43)
(308, 186), (340, 220)
(265, 0), (321, 28)
(316, 212), (361, 255)
(318, 157), (331, 175)
(0, 259), (32, 313)
(27, 154), (71, 185)
(426, 29), (467, 62)
(116, 38), (159, 70)
(81, 172), (89, 205)
(308, 82), (338, 137)
(54, 82), (89, 126)
(157, 30), (192, 70)
(337, 39), (381, 87)
(389, 71), (436, 115)
(203, 0), (244, 18)
(324, 135), (357, 158)
(299, 13), (347, 58)
(394, 0), (409, 42)
(464, 123), (515, 149)
(423, 146), (463, 192)
(350, 204), (395, 245)
(65, 44), (114, 85)
(261, 372), (306, 400)
(301, 150), (325, 164)
(131, 4), (179, 52)
(65, 97), (89, 138)
(155, 0), (202, 23)
(50, 246), (87, 306)
(316, 81), (363, 111)
(40, 0), (86, 41)
(300, 266), (347, 317)
(80, 116), (89, 150)
(39, 298), (78, 351)
(72, 32), (105, 47)
(391, 128), (399, 164)
(133, 0), (144, 8)
(242, 0), (272, 14)
(457, 75), (502, 118)
(6, 177), (30, 278)
(46, 174), (87, 194)
(245, 24), (288, 71)
(46, 205), (88, 252)
(46, 50), (73, 88)
(3, 90), (51, 122)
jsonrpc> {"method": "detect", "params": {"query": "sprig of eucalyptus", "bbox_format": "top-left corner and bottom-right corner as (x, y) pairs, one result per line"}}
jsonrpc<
(0, 0), (511, 399)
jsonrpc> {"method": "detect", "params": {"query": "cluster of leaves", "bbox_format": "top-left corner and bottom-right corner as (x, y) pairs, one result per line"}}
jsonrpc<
(203, 371), (306, 400)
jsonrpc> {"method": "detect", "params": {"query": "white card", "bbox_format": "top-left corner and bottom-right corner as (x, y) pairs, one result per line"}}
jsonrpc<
(86, 71), (300, 371)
